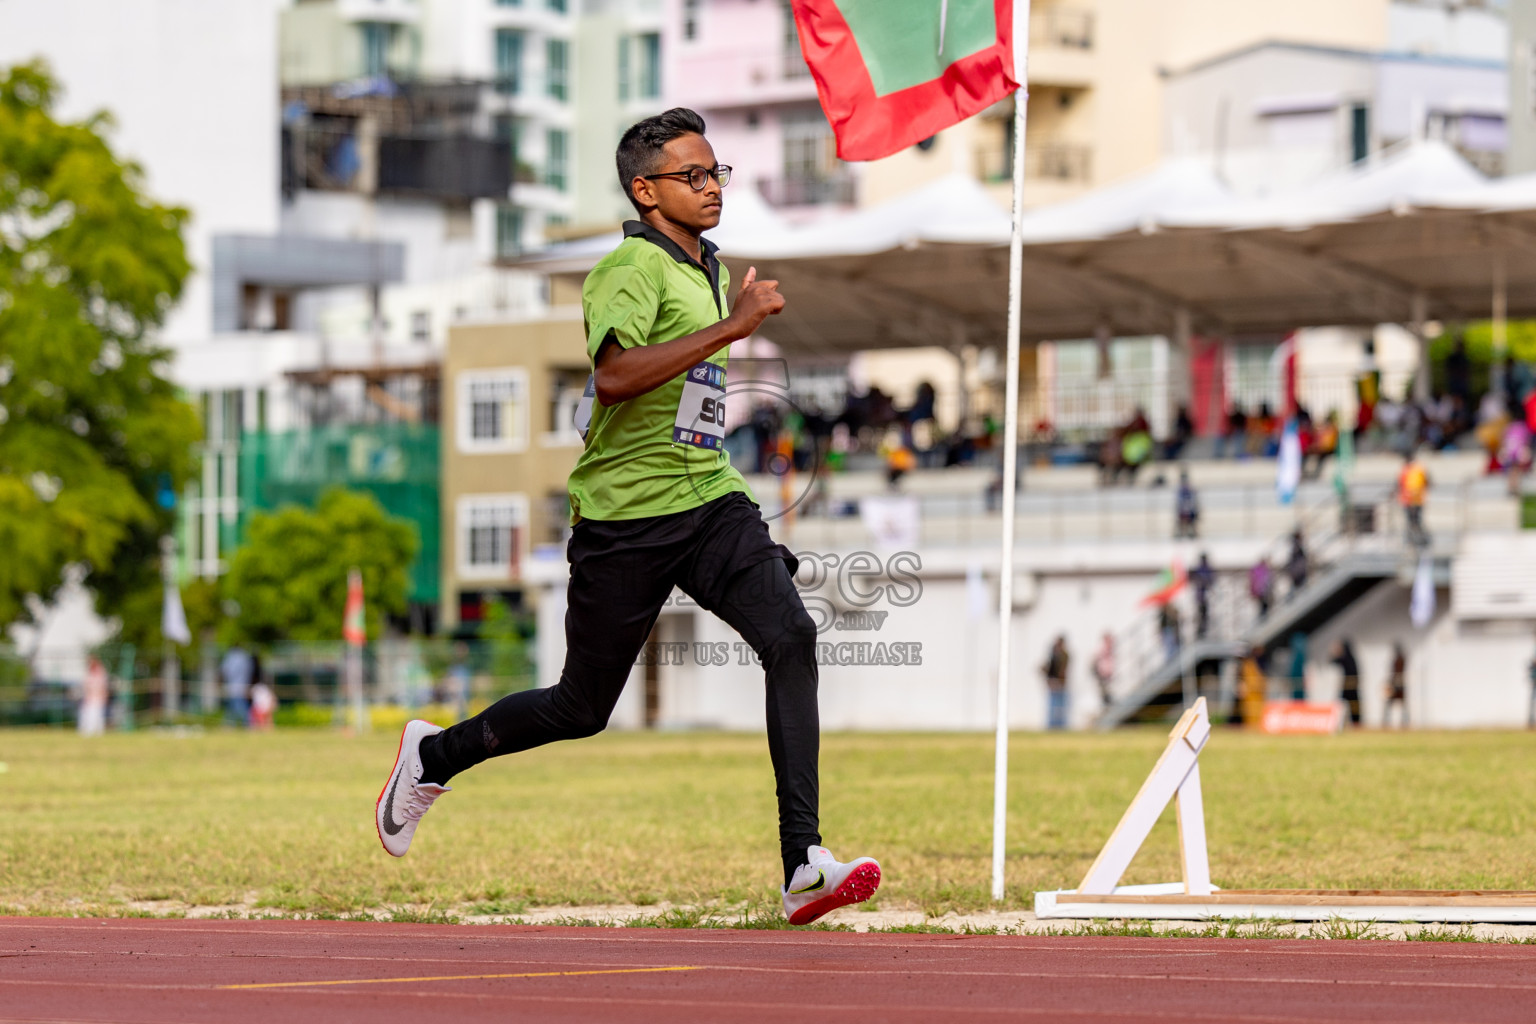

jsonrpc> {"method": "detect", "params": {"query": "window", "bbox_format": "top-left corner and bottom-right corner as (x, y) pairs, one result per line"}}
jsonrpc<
(410, 310), (430, 344)
(1350, 103), (1370, 164)
(458, 368), (530, 453)
(546, 0), (566, 11)
(494, 29), (523, 95)
(782, 0), (808, 79)
(496, 204), (524, 257)
(618, 36), (630, 101)
(458, 494), (530, 580)
(545, 128), (569, 190)
(546, 38), (569, 101)
(682, 0), (700, 41)
(494, 0), (521, 6)
(637, 33), (661, 99)
(782, 107), (837, 182)
(547, 366), (589, 444)
(359, 22), (395, 77)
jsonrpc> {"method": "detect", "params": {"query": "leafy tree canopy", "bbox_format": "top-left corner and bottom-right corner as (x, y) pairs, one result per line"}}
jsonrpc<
(221, 489), (418, 647)
(0, 61), (199, 636)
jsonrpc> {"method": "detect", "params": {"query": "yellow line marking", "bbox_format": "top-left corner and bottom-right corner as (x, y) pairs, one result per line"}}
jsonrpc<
(220, 966), (702, 990)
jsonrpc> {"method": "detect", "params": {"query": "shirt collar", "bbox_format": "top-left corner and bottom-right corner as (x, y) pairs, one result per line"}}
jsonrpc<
(622, 220), (720, 274)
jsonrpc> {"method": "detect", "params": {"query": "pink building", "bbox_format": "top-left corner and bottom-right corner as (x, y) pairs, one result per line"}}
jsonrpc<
(662, 0), (855, 218)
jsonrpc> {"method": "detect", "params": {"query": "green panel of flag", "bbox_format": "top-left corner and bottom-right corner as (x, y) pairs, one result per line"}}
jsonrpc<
(835, 0), (997, 97)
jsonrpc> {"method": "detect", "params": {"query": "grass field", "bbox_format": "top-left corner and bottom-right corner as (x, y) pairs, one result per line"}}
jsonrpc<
(3, 726), (1534, 920)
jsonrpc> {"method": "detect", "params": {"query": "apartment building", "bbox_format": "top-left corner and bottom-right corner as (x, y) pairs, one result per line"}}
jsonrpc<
(439, 316), (589, 629)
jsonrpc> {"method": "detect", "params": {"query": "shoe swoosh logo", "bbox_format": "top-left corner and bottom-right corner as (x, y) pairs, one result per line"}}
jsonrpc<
(381, 765), (407, 835)
(788, 870), (825, 895)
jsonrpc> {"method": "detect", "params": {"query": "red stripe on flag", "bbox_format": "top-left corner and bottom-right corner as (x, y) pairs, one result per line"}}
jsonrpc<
(791, 0), (1018, 162)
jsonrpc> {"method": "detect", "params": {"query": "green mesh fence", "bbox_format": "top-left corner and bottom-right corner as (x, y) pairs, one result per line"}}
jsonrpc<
(239, 425), (440, 602)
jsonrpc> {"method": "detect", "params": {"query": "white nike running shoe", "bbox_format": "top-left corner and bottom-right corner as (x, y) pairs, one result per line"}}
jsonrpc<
(375, 719), (450, 857)
(782, 845), (882, 925)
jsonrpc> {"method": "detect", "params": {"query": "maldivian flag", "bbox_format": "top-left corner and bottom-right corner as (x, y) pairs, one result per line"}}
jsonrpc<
(791, 0), (1019, 161)
(1139, 562), (1187, 608)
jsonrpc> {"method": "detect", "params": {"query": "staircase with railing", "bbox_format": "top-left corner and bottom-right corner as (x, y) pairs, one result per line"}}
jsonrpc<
(1094, 482), (1429, 728)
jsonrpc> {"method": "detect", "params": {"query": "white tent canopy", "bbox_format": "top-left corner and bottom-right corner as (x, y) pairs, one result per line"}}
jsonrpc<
(516, 140), (1536, 354)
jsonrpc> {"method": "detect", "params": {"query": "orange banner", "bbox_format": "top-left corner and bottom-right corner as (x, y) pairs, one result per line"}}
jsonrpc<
(1261, 701), (1342, 735)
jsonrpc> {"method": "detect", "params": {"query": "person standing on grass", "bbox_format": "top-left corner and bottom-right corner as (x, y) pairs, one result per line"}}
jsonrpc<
(1526, 632), (1536, 730)
(1384, 642), (1409, 728)
(220, 644), (253, 728)
(1330, 638), (1361, 726)
(375, 108), (879, 927)
(1092, 632), (1116, 711)
(1042, 635), (1071, 730)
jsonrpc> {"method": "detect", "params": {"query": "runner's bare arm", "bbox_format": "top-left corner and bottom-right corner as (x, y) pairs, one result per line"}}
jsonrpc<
(594, 267), (784, 406)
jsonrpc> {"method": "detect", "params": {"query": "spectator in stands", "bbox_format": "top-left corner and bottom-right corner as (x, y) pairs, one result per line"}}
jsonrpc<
(1191, 553), (1215, 639)
(1445, 337), (1472, 414)
(78, 656), (109, 737)
(1164, 404), (1194, 462)
(1249, 557), (1274, 618)
(1158, 602), (1182, 665)
(1397, 449), (1431, 547)
(1092, 633), (1116, 711)
(220, 644), (254, 728)
(1042, 635), (1070, 730)
(880, 426), (916, 489)
(1330, 639), (1361, 726)
(1247, 401), (1278, 458)
(1285, 530), (1309, 596)
(1304, 410), (1340, 480)
(1221, 403), (1248, 460)
(1175, 469), (1200, 539)
(1121, 408), (1154, 483)
(1384, 643), (1409, 728)
(1500, 415), (1532, 497)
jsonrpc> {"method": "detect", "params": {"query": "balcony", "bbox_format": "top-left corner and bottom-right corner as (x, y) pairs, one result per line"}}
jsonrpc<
(757, 175), (856, 208)
(1030, 6), (1094, 50)
(1025, 141), (1092, 184)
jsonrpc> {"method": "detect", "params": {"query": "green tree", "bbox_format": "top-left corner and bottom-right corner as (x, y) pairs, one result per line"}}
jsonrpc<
(0, 61), (199, 634)
(221, 489), (417, 646)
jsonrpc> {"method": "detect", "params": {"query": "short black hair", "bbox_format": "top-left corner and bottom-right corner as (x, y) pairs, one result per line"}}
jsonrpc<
(616, 107), (707, 214)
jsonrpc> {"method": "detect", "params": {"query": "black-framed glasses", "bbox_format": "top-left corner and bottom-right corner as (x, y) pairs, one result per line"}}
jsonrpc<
(643, 164), (732, 191)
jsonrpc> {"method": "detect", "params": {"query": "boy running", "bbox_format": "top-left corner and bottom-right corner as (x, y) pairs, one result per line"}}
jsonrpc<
(376, 108), (880, 925)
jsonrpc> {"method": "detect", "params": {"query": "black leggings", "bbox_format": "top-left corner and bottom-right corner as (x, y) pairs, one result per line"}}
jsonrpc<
(423, 493), (821, 885)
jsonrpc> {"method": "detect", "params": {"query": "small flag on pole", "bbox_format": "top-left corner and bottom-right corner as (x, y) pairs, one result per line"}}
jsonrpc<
(162, 582), (192, 646)
(343, 568), (366, 647)
(790, 0), (1019, 160)
(1139, 562), (1187, 607)
(1276, 419), (1302, 505)
(1410, 554), (1436, 629)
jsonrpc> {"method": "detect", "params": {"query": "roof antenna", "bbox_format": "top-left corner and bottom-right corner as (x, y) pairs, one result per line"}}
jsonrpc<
(939, 0), (949, 56)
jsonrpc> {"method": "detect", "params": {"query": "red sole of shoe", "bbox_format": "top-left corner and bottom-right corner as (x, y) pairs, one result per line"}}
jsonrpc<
(788, 862), (882, 926)
(374, 725), (410, 855)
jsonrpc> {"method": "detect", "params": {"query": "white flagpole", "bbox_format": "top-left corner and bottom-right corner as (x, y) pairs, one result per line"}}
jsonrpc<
(991, 0), (1033, 903)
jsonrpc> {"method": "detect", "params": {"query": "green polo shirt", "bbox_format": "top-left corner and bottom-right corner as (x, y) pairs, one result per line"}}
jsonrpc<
(567, 221), (753, 522)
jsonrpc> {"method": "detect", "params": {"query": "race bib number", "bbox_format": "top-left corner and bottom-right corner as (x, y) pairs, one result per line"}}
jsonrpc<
(673, 361), (726, 450)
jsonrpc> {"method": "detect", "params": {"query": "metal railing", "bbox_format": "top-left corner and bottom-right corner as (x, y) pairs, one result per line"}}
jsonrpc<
(756, 174), (857, 208)
(0, 639), (534, 730)
(1025, 141), (1092, 183)
(1030, 6), (1095, 49)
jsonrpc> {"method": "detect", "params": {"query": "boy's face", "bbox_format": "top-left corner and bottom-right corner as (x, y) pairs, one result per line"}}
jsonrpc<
(632, 133), (723, 234)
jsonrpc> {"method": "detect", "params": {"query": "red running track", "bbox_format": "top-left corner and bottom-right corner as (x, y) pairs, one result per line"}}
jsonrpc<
(2, 917), (1534, 1023)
